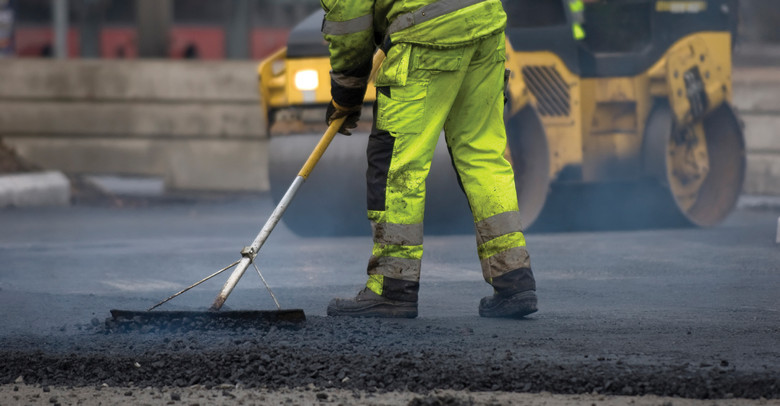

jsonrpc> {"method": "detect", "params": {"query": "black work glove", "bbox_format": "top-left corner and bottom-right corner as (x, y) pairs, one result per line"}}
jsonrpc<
(326, 100), (362, 135)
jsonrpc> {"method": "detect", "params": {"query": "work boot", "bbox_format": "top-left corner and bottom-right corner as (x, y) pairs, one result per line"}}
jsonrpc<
(479, 268), (537, 318)
(478, 290), (537, 318)
(327, 288), (418, 318)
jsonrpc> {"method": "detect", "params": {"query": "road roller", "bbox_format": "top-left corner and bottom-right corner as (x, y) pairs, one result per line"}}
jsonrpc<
(258, 0), (745, 235)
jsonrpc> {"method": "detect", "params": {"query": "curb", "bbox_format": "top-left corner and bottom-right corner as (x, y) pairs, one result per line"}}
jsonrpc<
(737, 195), (780, 211)
(0, 171), (71, 208)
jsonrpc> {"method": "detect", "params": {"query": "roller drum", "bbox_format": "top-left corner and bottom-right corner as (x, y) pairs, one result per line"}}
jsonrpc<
(504, 106), (551, 230)
(530, 101), (746, 231)
(269, 132), (474, 236)
(642, 101), (745, 227)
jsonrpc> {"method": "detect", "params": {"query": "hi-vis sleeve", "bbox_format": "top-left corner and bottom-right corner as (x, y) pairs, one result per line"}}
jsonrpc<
(321, 0), (376, 106)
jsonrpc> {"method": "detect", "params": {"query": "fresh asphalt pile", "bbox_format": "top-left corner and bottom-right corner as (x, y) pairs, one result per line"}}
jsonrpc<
(1, 315), (777, 399)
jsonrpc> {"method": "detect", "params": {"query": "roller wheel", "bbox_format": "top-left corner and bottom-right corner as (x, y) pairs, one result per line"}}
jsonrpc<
(269, 131), (473, 237)
(504, 105), (551, 230)
(643, 100), (746, 227)
(271, 105), (552, 236)
(530, 100), (745, 232)
(269, 132), (368, 236)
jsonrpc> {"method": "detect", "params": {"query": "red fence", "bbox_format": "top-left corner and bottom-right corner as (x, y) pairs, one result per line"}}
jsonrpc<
(14, 26), (289, 59)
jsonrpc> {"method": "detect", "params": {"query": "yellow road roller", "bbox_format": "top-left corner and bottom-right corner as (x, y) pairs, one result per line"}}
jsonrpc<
(259, 0), (745, 235)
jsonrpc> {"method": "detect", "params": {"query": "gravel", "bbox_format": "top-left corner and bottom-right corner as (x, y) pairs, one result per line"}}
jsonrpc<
(0, 317), (777, 400)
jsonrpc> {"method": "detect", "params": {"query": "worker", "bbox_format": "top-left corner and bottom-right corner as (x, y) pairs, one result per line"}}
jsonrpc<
(322, 0), (537, 318)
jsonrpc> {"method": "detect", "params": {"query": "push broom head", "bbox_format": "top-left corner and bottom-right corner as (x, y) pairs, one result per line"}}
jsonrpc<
(106, 114), (347, 332)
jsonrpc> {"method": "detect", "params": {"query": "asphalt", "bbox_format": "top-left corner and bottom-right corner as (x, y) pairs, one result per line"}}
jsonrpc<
(0, 194), (778, 399)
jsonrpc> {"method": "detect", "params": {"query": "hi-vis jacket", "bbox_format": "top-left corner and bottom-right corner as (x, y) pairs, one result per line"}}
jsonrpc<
(320, 0), (508, 106)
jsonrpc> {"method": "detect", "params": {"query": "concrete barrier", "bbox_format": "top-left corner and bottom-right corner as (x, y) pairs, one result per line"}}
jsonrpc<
(0, 59), (268, 191)
(0, 60), (778, 195)
(733, 67), (780, 196)
(0, 171), (70, 208)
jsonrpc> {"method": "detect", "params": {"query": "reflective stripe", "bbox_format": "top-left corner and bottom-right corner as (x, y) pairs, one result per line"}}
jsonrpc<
(386, 0), (488, 37)
(372, 242), (424, 260)
(331, 71), (370, 89)
(480, 246), (531, 279)
(372, 221), (424, 246)
(477, 232), (526, 260)
(367, 256), (421, 281)
(366, 274), (384, 295)
(368, 213), (422, 281)
(322, 14), (373, 36)
(475, 211), (524, 246)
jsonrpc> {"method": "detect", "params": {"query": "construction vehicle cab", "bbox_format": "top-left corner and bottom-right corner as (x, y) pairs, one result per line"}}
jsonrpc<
(259, 0), (745, 235)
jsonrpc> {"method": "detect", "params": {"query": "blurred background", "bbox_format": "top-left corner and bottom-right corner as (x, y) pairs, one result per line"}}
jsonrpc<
(1, 0), (778, 61)
(2, 0), (321, 60)
(0, 0), (779, 213)
(739, 0), (780, 43)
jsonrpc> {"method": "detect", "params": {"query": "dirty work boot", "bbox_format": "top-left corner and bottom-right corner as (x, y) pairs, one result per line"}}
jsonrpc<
(479, 268), (537, 318)
(327, 288), (418, 318)
(479, 290), (537, 318)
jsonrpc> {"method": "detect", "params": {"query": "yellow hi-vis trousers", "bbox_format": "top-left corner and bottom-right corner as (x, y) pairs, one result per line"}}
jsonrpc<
(364, 32), (535, 301)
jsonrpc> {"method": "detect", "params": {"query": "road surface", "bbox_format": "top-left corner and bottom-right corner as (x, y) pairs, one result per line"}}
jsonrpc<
(0, 194), (778, 403)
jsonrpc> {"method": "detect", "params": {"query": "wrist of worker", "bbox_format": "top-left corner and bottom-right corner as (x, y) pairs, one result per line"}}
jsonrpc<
(330, 81), (367, 110)
(330, 63), (370, 109)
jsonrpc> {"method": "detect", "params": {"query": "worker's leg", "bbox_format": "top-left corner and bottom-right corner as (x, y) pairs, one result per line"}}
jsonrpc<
(443, 33), (537, 317)
(328, 43), (467, 317)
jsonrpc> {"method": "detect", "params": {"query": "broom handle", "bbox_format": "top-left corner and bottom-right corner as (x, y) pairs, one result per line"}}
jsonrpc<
(210, 117), (345, 311)
(211, 48), (388, 311)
